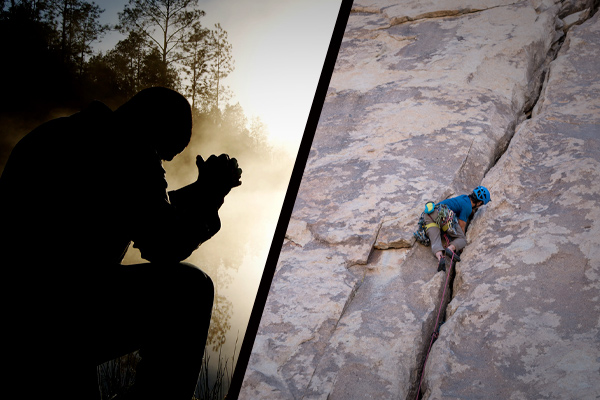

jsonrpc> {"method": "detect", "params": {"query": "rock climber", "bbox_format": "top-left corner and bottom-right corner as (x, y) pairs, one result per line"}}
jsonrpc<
(0, 87), (242, 399)
(420, 186), (491, 271)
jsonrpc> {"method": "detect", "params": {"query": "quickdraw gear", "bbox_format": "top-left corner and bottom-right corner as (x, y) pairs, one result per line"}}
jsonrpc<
(413, 213), (431, 246)
(433, 204), (459, 235)
(413, 203), (460, 246)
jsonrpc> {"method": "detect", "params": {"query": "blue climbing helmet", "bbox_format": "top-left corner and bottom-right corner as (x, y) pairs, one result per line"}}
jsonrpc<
(473, 186), (491, 204)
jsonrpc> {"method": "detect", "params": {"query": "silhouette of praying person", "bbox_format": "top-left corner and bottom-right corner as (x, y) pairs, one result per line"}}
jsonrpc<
(0, 87), (242, 399)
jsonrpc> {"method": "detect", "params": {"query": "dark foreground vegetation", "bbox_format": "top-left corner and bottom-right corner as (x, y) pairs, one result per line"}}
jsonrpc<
(98, 338), (237, 400)
(1, 0), (234, 116)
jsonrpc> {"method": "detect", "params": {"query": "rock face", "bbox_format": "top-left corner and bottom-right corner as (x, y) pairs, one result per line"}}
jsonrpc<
(240, 1), (600, 399)
(422, 11), (600, 399)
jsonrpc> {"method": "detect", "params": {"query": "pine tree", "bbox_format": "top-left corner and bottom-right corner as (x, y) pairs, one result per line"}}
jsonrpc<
(181, 21), (210, 114)
(117, 0), (205, 88)
(207, 23), (234, 111)
(47, 0), (108, 71)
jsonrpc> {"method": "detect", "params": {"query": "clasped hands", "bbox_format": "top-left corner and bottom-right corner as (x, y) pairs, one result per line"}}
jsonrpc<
(194, 153), (242, 198)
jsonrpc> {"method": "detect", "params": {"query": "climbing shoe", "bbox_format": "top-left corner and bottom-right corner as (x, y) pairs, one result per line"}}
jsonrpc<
(445, 247), (461, 262)
(437, 257), (446, 272)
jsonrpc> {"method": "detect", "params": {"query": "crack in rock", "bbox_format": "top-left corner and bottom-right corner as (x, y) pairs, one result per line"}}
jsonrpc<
(239, 3), (600, 399)
(420, 6), (600, 399)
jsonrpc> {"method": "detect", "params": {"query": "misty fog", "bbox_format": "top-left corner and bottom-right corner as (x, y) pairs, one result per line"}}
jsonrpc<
(0, 101), (296, 389)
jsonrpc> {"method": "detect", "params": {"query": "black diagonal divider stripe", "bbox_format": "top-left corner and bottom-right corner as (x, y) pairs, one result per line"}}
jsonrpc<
(227, 1), (354, 398)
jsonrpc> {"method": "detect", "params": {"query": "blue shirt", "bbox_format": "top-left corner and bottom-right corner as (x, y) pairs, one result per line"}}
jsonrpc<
(439, 195), (472, 222)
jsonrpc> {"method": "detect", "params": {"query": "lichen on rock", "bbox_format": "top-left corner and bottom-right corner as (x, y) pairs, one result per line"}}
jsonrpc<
(423, 11), (600, 399)
(240, 1), (600, 399)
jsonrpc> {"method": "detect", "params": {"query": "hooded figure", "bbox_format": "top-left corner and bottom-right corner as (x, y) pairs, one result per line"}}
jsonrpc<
(1, 87), (242, 399)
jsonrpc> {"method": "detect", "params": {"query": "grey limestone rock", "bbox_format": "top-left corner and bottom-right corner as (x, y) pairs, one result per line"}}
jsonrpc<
(240, 1), (600, 399)
(422, 12), (600, 399)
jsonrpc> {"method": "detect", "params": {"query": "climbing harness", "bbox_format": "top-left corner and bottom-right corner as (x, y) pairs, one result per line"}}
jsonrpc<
(432, 204), (459, 236)
(414, 248), (458, 400)
(413, 204), (460, 246)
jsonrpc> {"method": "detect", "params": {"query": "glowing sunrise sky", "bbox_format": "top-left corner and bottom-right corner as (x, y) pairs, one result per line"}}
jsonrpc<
(96, 0), (343, 153)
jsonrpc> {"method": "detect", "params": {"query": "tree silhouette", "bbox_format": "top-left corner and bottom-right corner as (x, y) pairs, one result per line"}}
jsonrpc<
(117, 0), (205, 88)
(1, 0), (105, 111)
(207, 23), (234, 111)
(105, 31), (149, 97)
(182, 21), (211, 114)
(47, 0), (109, 73)
(72, 1), (108, 75)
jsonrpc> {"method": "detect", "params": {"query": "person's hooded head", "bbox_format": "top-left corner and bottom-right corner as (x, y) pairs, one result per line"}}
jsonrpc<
(115, 87), (192, 161)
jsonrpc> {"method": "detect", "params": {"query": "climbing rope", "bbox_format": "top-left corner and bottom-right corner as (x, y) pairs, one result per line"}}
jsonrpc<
(414, 244), (456, 400)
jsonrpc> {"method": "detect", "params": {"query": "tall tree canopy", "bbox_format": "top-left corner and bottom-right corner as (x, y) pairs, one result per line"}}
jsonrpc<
(1, 0), (108, 111)
(207, 23), (234, 110)
(117, 0), (205, 88)
(47, 0), (109, 73)
(181, 21), (210, 114)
